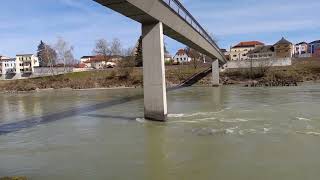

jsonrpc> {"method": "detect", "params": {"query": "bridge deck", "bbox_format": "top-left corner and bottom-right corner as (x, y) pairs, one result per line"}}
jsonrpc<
(94, 0), (226, 64)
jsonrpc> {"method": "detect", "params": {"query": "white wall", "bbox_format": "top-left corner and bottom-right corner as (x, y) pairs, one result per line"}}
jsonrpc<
(225, 58), (292, 69)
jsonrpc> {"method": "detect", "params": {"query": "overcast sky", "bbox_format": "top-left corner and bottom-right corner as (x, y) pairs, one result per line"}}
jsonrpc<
(0, 0), (318, 59)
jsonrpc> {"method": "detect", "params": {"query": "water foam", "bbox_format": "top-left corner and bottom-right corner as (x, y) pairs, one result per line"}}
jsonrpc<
(136, 118), (146, 123)
(219, 118), (249, 123)
(196, 117), (217, 121)
(263, 128), (271, 133)
(225, 126), (239, 134)
(296, 131), (320, 136)
(168, 110), (224, 118)
(296, 117), (312, 121)
(168, 120), (199, 124)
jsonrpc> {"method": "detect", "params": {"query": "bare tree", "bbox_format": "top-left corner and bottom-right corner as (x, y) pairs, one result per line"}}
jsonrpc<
(44, 45), (57, 75)
(118, 47), (135, 68)
(110, 38), (122, 56)
(122, 47), (134, 57)
(93, 39), (110, 62)
(185, 47), (202, 69)
(54, 37), (74, 72)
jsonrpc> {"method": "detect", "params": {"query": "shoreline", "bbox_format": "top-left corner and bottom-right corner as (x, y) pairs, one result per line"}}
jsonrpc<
(2, 81), (320, 94)
(0, 86), (141, 94)
(1, 60), (319, 93)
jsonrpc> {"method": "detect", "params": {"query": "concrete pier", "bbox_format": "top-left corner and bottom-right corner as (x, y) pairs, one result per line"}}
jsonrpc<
(212, 60), (220, 86)
(142, 22), (167, 121)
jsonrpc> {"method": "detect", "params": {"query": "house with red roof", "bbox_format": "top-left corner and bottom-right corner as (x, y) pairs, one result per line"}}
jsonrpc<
(173, 49), (191, 63)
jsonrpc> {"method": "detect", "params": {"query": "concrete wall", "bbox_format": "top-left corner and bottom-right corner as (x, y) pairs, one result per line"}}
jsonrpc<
(33, 67), (73, 76)
(225, 58), (292, 69)
(0, 67), (74, 80)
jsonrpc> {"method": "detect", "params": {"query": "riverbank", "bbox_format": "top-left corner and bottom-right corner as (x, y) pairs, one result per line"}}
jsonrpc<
(0, 65), (209, 92)
(1, 60), (319, 92)
(198, 59), (320, 86)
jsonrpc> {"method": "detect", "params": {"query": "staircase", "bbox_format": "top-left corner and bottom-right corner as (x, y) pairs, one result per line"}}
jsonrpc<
(178, 67), (212, 87)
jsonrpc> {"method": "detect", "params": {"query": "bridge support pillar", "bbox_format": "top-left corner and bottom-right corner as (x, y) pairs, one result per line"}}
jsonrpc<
(212, 60), (220, 86)
(142, 22), (167, 121)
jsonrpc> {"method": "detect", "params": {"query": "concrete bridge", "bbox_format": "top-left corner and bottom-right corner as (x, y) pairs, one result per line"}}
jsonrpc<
(94, 0), (227, 121)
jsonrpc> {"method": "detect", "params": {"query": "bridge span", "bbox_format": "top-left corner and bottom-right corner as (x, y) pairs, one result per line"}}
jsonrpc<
(94, 0), (226, 121)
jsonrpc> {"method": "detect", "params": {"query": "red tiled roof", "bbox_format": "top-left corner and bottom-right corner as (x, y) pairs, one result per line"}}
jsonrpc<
(176, 49), (187, 56)
(233, 41), (264, 48)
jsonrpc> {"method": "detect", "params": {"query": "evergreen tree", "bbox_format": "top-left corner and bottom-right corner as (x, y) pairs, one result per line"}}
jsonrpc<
(134, 36), (143, 67)
(164, 42), (169, 54)
(36, 40), (57, 68)
(134, 37), (169, 67)
(37, 40), (46, 67)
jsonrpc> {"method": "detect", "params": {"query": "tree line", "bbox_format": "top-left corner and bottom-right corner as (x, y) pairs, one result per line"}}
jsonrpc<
(36, 36), (205, 71)
(37, 37), (75, 69)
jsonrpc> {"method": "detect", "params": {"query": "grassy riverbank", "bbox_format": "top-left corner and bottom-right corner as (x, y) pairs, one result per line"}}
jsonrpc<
(1, 59), (319, 92)
(0, 65), (209, 92)
(219, 59), (320, 85)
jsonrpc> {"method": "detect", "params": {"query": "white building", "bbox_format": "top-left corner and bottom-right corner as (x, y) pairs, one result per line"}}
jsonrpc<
(80, 56), (95, 64)
(230, 41), (264, 61)
(173, 49), (191, 63)
(0, 56), (16, 75)
(80, 56), (95, 68)
(16, 54), (39, 74)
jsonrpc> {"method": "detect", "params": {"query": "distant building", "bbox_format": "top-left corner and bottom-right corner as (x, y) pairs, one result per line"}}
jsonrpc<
(294, 42), (308, 55)
(80, 55), (123, 68)
(80, 56), (95, 68)
(309, 40), (320, 57)
(16, 54), (39, 74)
(80, 56), (95, 63)
(230, 41), (264, 61)
(247, 45), (275, 60)
(274, 37), (294, 58)
(173, 49), (191, 63)
(90, 59), (107, 69)
(0, 56), (16, 75)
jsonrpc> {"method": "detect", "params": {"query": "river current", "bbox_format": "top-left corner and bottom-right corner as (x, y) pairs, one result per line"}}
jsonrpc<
(1, 84), (320, 179)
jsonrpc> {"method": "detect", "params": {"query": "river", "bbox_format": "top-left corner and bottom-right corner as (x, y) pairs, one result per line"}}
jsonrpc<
(0, 84), (320, 179)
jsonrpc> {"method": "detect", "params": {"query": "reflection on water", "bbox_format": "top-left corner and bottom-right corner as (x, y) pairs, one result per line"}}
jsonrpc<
(0, 84), (320, 179)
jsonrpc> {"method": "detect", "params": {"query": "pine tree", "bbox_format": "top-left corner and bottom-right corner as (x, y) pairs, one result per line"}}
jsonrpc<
(134, 36), (143, 67)
(37, 40), (46, 67)
(36, 40), (57, 69)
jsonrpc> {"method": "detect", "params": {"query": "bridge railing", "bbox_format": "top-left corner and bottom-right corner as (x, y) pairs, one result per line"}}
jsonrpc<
(161, 0), (224, 60)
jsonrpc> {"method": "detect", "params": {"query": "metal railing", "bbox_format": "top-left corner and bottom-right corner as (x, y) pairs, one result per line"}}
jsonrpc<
(161, 0), (224, 59)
